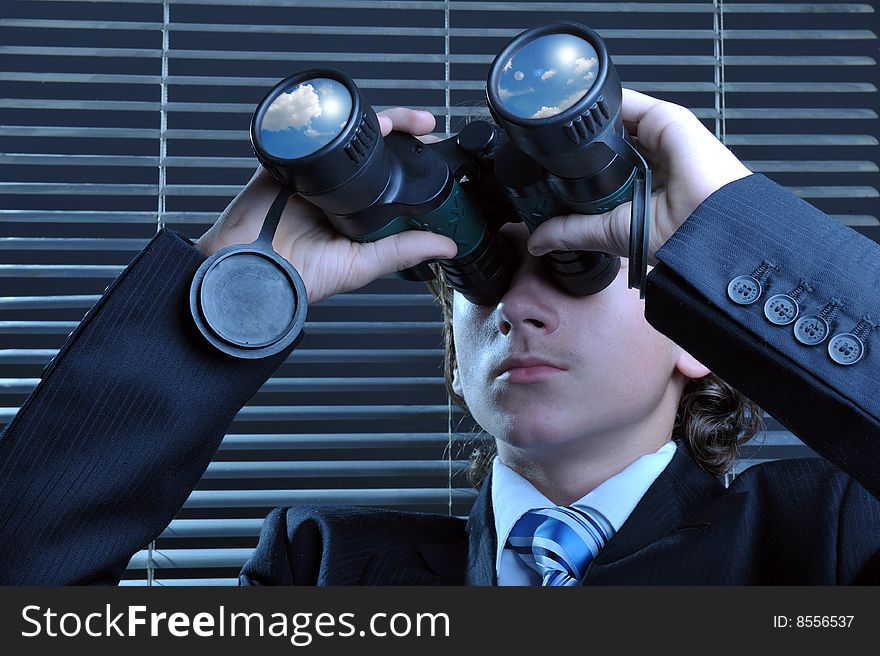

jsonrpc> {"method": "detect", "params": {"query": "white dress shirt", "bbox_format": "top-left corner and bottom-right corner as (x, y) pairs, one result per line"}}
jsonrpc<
(491, 440), (677, 585)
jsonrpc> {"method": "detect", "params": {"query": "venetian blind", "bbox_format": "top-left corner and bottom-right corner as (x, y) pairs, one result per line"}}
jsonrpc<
(0, 0), (877, 585)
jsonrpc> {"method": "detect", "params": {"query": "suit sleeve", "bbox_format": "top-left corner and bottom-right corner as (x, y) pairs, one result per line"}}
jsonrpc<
(644, 173), (880, 503)
(0, 228), (301, 585)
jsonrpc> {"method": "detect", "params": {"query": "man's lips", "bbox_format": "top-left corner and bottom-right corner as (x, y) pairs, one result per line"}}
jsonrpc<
(494, 356), (567, 383)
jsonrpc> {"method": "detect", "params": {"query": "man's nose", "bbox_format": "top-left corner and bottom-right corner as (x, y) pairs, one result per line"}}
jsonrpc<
(495, 255), (560, 336)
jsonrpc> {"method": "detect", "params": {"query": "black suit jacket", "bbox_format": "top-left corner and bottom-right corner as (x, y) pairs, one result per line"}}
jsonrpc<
(1, 174), (879, 585)
(239, 439), (880, 585)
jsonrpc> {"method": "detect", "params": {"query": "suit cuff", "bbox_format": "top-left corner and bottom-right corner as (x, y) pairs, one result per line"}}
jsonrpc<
(643, 173), (880, 499)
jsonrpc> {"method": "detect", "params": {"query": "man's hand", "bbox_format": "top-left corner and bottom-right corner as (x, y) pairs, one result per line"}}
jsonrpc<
(194, 108), (457, 304)
(526, 88), (752, 265)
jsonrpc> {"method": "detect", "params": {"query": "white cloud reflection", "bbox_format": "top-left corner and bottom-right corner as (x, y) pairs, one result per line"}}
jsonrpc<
(573, 56), (598, 76)
(262, 83), (322, 132)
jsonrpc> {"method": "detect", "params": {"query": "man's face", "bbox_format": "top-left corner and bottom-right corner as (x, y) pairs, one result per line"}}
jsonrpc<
(451, 222), (691, 456)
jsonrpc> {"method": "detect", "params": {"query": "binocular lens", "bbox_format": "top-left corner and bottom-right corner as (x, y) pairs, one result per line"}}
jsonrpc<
(259, 77), (353, 160)
(494, 33), (600, 120)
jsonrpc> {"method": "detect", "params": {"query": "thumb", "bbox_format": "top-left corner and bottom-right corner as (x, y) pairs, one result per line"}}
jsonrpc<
(527, 203), (631, 259)
(364, 229), (459, 278)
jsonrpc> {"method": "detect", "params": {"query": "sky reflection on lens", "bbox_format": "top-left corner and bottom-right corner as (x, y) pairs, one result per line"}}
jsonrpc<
(259, 78), (352, 159)
(496, 33), (599, 120)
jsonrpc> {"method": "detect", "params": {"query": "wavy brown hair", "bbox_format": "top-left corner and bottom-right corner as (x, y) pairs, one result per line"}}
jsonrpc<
(426, 267), (766, 489)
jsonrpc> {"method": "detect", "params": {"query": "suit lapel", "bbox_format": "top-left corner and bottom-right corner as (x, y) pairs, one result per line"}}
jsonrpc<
(581, 439), (727, 582)
(420, 439), (734, 586)
(464, 468), (497, 586)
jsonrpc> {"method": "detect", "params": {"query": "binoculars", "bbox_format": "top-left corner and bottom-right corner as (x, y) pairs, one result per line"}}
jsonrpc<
(190, 21), (651, 359)
(252, 21), (651, 306)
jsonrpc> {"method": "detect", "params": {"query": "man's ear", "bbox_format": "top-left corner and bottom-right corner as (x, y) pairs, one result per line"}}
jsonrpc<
(675, 348), (711, 380)
(451, 364), (463, 398)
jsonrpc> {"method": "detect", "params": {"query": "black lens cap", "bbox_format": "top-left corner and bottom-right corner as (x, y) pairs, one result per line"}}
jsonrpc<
(190, 243), (307, 359)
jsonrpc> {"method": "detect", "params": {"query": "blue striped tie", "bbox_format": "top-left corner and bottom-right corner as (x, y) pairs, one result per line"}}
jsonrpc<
(507, 506), (615, 586)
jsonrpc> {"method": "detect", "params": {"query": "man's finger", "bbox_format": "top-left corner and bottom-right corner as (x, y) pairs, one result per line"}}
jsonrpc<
(377, 108), (436, 137)
(620, 88), (666, 129)
(620, 88), (715, 161)
(378, 114), (393, 137)
(527, 206), (629, 259)
(362, 230), (458, 279)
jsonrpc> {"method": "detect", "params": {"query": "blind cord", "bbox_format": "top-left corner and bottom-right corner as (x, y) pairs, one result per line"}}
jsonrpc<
(147, 540), (156, 586)
(444, 0), (452, 516)
(713, 0), (727, 145)
(444, 0), (451, 137)
(157, 0), (170, 235)
(447, 395), (453, 516)
(147, 0), (172, 587)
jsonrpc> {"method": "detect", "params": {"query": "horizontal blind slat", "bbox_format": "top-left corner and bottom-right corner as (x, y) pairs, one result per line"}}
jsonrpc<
(119, 576), (238, 588)
(0, 405), (463, 424)
(18, 210), (874, 227)
(2, 101), (877, 122)
(722, 109), (877, 120)
(6, 126), (878, 144)
(0, 349), (444, 366)
(0, 126), (160, 138)
(3, 73), (876, 92)
(218, 432), (488, 450)
(166, 1), (873, 12)
(0, 265), (422, 284)
(181, 487), (478, 510)
(0, 293), (436, 308)
(202, 460), (470, 479)
(0, 99), (162, 111)
(0, 211), (219, 223)
(120, 578), (239, 586)
(786, 186), (879, 198)
(725, 135), (878, 146)
(744, 161), (879, 173)
(0, 377), (446, 395)
(233, 405), (462, 420)
(0, 264), (126, 276)
(161, 519), (265, 538)
(127, 548), (253, 570)
(29, 1), (871, 14)
(0, 321), (443, 335)
(4, 46), (875, 68)
(4, 180), (874, 207)
(3, 156), (878, 174)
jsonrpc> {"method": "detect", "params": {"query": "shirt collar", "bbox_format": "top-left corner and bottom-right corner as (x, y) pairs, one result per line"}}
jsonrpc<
(491, 440), (677, 578)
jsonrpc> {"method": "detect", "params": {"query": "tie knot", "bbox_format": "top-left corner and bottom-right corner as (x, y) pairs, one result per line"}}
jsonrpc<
(507, 506), (614, 586)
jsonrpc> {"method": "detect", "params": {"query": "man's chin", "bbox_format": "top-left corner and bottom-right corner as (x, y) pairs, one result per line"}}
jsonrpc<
(491, 418), (578, 452)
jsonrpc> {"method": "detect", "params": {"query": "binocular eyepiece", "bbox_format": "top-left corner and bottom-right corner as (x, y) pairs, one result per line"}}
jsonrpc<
(251, 20), (650, 306)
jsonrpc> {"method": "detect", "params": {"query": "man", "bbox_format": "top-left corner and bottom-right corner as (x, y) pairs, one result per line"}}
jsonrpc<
(0, 91), (878, 585)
